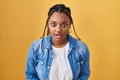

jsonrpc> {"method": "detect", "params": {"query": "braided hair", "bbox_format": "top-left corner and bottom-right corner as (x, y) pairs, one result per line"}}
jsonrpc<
(41, 4), (80, 40)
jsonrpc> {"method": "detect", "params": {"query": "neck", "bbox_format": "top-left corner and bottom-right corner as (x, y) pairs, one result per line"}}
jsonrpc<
(52, 38), (68, 48)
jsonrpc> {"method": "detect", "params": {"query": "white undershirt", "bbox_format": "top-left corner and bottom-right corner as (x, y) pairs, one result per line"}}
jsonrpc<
(49, 42), (73, 80)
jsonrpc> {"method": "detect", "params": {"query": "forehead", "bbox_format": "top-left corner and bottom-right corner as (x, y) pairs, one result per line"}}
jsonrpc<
(49, 12), (70, 22)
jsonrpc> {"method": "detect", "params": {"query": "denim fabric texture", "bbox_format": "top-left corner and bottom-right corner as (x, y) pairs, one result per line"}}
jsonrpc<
(26, 34), (90, 80)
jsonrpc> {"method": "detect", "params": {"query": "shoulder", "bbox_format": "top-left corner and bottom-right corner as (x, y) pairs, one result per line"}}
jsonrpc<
(29, 35), (52, 51)
(77, 40), (90, 58)
(70, 36), (90, 58)
(30, 38), (43, 50)
(77, 39), (88, 51)
(68, 35), (88, 50)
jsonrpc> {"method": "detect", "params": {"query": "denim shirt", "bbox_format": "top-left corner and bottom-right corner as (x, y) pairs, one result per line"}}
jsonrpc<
(26, 34), (90, 80)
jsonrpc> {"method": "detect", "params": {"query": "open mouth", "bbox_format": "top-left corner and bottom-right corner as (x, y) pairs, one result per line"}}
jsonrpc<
(55, 34), (62, 39)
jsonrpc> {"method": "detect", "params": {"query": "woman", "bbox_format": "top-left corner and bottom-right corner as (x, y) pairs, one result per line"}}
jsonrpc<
(26, 4), (90, 80)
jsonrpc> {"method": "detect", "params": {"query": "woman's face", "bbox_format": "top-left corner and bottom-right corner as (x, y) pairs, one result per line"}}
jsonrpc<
(48, 12), (71, 43)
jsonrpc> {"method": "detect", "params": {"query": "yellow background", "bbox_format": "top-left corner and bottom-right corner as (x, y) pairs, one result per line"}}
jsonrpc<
(0, 0), (120, 80)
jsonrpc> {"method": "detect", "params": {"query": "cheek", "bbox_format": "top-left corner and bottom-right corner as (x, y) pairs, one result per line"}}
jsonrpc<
(66, 26), (71, 32)
(63, 28), (70, 34)
(48, 27), (54, 34)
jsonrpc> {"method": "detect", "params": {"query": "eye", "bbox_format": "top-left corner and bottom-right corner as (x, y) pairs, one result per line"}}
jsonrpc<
(61, 23), (68, 28)
(51, 22), (56, 27)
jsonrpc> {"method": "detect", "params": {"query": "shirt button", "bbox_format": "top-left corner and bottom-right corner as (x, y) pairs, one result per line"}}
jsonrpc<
(81, 61), (83, 64)
(77, 62), (80, 65)
(51, 55), (54, 58)
(40, 62), (43, 64)
(47, 66), (50, 69)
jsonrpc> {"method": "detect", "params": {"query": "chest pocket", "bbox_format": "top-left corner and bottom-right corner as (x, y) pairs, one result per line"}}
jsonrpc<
(35, 49), (47, 67)
(78, 50), (86, 74)
(74, 49), (86, 73)
(34, 49), (47, 80)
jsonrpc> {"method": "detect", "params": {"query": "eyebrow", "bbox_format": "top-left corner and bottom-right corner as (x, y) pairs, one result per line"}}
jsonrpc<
(50, 20), (68, 23)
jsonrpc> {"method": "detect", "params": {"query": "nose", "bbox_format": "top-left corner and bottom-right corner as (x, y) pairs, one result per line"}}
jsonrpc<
(56, 25), (62, 32)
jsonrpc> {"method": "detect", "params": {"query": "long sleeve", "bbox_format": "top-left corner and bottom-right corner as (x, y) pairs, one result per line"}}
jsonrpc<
(78, 48), (90, 80)
(25, 43), (40, 80)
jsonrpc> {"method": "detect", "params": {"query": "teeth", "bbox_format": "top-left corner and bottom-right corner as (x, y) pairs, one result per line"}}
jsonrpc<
(55, 34), (61, 39)
(56, 34), (60, 36)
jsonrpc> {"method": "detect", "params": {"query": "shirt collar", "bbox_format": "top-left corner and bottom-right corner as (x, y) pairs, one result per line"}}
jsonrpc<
(42, 34), (78, 49)
(42, 35), (52, 49)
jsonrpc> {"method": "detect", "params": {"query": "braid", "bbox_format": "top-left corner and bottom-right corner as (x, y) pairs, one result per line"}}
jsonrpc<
(72, 24), (80, 40)
(41, 4), (80, 40)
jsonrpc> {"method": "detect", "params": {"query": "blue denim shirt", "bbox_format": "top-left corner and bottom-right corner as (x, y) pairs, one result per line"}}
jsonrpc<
(26, 34), (90, 80)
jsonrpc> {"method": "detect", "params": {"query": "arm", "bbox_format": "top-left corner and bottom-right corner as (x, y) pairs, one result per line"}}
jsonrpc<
(25, 43), (40, 80)
(78, 47), (90, 80)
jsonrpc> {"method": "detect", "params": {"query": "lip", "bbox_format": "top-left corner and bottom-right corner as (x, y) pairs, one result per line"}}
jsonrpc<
(54, 34), (62, 39)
